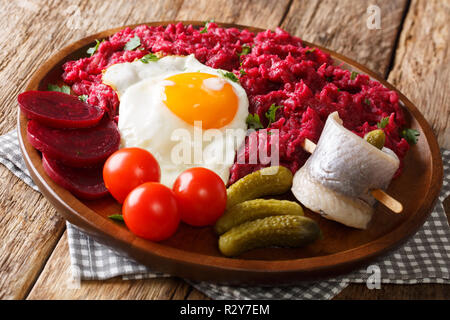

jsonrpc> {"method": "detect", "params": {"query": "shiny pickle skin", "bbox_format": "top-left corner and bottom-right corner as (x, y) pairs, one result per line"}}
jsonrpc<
(218, 215), (321, 257)
(226, 166), (293, 209)
(364, 129), (385, 149)
(214, 199), (304, 235)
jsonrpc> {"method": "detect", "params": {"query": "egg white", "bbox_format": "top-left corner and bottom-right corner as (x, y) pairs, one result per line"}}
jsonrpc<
(102, 54), (249, 187)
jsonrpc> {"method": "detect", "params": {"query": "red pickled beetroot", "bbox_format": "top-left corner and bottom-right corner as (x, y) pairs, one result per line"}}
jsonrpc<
(61, 23), (409, 182)
(18, 91), (104, 128)
(27, 118), (120, 167)
(42, 154), (108, 200)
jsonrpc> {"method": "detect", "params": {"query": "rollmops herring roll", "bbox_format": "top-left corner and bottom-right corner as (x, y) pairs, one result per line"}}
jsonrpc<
(291, 112), (400, 229)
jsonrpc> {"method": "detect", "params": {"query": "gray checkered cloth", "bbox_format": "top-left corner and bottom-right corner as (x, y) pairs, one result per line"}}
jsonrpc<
(1, 129), (449, 299)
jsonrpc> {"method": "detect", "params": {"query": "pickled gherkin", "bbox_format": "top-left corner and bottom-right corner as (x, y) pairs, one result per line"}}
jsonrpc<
(226, 166), (293, 209)
(215, 199), (304, 235)
(364, 129), (385, 149)
(218, 215), (321, 257)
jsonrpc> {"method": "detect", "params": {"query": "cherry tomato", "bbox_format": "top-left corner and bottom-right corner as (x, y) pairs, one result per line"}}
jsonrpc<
(122, 182), (180, 241)
(172, 167), (227, 227)
(103, 148), (160, 203)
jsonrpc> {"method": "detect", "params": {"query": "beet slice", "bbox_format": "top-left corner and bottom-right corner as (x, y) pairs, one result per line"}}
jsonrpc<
(27, 118), (120, 167)
(18, 91), (104, 128)
(42, 154), (109, 200)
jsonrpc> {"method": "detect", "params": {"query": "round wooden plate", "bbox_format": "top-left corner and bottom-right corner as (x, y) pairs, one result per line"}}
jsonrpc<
(18, 21), (443, 284)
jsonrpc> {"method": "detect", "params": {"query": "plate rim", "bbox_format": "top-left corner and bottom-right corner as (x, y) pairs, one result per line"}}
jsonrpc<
(17, 20), (444, 283)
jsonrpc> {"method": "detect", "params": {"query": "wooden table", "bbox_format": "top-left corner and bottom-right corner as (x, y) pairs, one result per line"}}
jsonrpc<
(0, 0), (448, 300)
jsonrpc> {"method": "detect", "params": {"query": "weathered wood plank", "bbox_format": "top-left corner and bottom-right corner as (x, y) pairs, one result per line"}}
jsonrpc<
(0, 168), (65, 299)
(335, 283), (450, 300)
(281, 0), (409, 77)
(0, 0), (188, 300)
(0, 0), (185, 135)
(335, 0), (450, 299)
(186, 288), (210, 300)
(175, 0), (291, 28)
(6, 0), (290, 300)
(0, 2), (75, 298)
(387, 0), (450, 148)
(27, 232), (189, 299)
(4, 0), (448, 300)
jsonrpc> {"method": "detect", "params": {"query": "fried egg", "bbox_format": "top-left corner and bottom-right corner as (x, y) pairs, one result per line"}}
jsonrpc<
(102, 54), (249, 187)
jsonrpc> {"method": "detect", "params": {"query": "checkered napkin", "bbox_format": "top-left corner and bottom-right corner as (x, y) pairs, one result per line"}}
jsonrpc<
(1, 129), (449, 299)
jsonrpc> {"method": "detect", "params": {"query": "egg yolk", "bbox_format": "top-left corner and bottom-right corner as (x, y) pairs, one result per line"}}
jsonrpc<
(163, 72), (239, 129)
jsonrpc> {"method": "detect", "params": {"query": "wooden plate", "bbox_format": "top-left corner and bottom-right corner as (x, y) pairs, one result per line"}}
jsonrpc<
(18, 21), (443, 284)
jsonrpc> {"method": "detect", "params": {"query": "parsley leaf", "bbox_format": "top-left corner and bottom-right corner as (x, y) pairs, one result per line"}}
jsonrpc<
(265, 104), (282, 126)
(238, 45), (251, 57)
(306, 48), (316, 54)
(47, 84), (61, 91)
(377, 116), (390, 129)
(364, 98), (371, 105)
(87, 39), (103, 57)
(199, 19), (214, 34)
(108, 214), (124, 222)
(60, 86), (71, 94)
(401, 128), (420, 145)
(124, 35), (141, 51)
(219, 70), (239, 82)
(140, 53), (159, 63)
(48, 84), (71, 94)
(78, 95), (88, 102)
(246, 114), (264, 130)
(350, 71), (358, 80)
(239, 69), (247, 75)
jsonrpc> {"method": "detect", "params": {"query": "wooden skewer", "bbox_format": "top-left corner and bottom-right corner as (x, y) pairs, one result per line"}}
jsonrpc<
(369, 189), (403, 213)
(302, 137), (317, 154)
(301, 138), (403, 213)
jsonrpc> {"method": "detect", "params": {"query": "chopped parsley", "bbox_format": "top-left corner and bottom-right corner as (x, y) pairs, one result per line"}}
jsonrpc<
(219, 70), (239, 83)
(306, 48), (316, 54)
(238, 45), (251, 57)
(401, 128), (420, 145)
(326, 76), (333, 82)
(350, 71), (358, 80)
(337, 88), (341, 92)
(364, 98), (371, 105)
(124, 35), (141, 51)
(239, 69), (247, 75)
(377, 116), (390, 129)
(265, 104), (282, 126)
(48, 84), (71, 94)
(78, 95), (88, 102)
(87, 39), (103, 56)
(140, 53), (159, 63)
(199, 19), (214, 34)
(246, 104), (283, 130)
(246, 114), (264, 130)
(108, 214), (124, 222)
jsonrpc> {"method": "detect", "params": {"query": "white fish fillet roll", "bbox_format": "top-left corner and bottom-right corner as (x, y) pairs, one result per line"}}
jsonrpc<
(291, 112), (399, 229)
